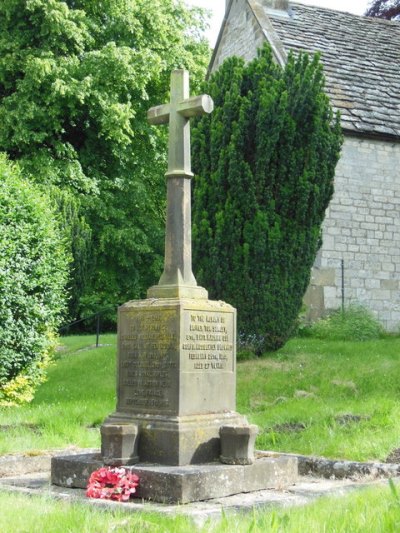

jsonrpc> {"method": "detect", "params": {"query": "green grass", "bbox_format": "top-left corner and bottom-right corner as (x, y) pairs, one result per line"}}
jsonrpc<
(1, 334), (400, 462)
(1, 334), (400, 530)
(1, 482), (400, 532)
(0, 334), (117, 455)
(301, 304), (385, 341)
(59, 333), (116, 355)
(239, 337), (400, 461)
(0, 492), (193, 533)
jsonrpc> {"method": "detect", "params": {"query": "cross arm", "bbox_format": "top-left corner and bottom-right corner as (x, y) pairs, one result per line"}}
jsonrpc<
(178, 95), (214, 118)
(148, 103), (170, 125)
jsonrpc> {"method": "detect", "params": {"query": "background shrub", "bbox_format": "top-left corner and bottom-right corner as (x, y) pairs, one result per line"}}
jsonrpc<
(306, 304), (384, 341)
(0, 155), (70, 405)
(192, 45), (342, 353)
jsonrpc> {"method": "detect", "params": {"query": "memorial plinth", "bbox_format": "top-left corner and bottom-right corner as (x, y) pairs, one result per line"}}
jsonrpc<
(103, 298), (247, 465)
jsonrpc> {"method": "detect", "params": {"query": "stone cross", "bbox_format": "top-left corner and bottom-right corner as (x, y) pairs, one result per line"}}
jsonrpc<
(147, 70), (213, 299)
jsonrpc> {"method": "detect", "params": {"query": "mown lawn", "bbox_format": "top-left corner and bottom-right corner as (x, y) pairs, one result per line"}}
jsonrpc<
(0, 334), (117, 455)
(1, 334), (400, 531)
(238, 337), (400, 462)
(1, 334), (399, 462)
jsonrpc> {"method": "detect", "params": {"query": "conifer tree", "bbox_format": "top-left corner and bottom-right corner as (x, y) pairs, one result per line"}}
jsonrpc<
(192, 45), (342, 352)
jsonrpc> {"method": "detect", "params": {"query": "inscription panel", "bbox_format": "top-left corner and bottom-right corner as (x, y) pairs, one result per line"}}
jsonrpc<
(181, 310), (235, 373)
(118, 308), (178, 413)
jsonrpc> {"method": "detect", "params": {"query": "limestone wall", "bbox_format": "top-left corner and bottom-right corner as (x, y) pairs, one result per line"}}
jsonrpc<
(306, 136), (400, 332)
(211, 0), (264, 73)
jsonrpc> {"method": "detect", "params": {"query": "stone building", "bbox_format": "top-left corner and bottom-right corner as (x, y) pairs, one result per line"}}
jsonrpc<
(209, 0), (400, 331)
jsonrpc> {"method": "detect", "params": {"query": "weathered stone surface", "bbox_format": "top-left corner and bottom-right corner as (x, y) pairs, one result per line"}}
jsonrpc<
(220, 425), (259, 465)
(5, 471), (400, 527)
(303, 285), (324, 322)
(51, 453), (298, 503)
(101, 423), (139, 466)
(1, 455), (51, 478)
(103, 297), (246, 465)
(381, 279), (399, 291)
(147, 70), (213, 298)
(114, 298), (237, 418)
(310, 268), (336, 287)
(259, 451), (400, 480)
(51, 454), (103, 489)
(105, 412), (247, 467)
(299, 457), (400, 480)
(0, 449), (98, 478)
(264, 0), (289, 10)
(88, 70), (246, 469)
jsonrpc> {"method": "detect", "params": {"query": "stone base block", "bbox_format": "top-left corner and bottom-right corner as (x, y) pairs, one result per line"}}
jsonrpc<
(101, 423), (139, 466)
(103, 412), (248, 466)
(220, 424), (259, 465)
(51, 453), (298, 504)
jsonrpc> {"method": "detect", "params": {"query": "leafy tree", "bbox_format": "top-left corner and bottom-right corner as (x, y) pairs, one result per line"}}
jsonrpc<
(50, 188), (91, 320)
(192, 45), (342, 352)
(0, 154), (70, 405)
(365, 0), (400, 19)
(0, 0), (210, 319)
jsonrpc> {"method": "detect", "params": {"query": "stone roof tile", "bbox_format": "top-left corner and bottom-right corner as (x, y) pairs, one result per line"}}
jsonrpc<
(263, 2), (400, 138)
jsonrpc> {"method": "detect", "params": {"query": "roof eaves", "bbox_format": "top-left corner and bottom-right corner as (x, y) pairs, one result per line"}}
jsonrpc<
(343, 128), (400, 143)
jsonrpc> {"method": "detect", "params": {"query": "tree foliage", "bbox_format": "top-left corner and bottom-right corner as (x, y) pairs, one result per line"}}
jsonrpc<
(0, 0), (210, 319)
(365, 0), (400, 19)
(192, 45), (343, 352)
(50, 187), (91, 320)
(0, 155), (70, 405)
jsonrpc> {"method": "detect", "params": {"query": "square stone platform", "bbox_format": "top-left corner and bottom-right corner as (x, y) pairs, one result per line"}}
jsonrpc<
(51, 453), (298, 504)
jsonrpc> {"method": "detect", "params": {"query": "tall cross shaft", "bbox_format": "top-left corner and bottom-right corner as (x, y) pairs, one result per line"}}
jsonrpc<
(147, 70), (213, 299)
